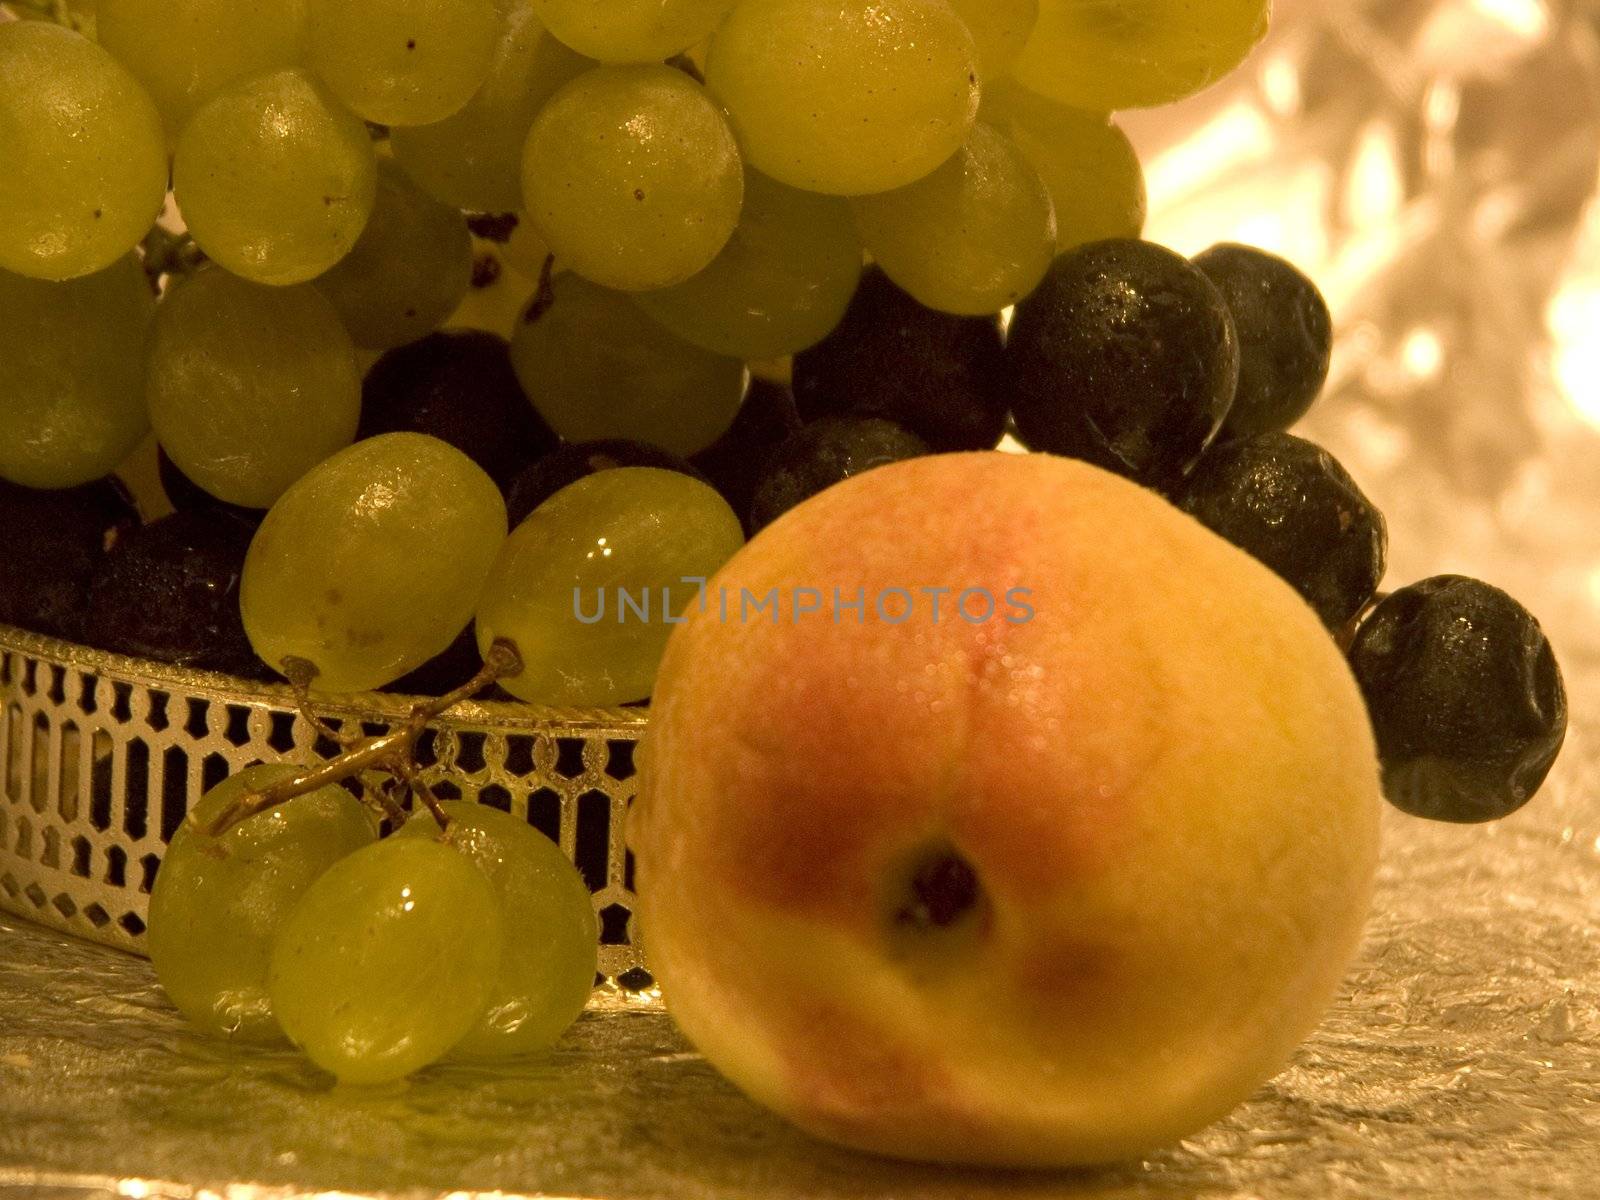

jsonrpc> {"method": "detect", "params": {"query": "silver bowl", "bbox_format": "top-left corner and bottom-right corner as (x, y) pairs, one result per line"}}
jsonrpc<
(0, 623), (657, 1006)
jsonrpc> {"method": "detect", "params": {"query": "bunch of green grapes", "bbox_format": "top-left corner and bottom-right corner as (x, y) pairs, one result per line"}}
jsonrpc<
(0, 0), (1272, 707)
(148, 769), (598, 1084)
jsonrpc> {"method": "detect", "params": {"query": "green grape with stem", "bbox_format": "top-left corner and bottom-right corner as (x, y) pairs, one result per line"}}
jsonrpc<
(97, 0), (309, 136)
(391, 4), (591, 214)
(531, 0), (736, 63)
(0, 21), (167, 281)
(982, 81), (1147, 251)
(511, 272), (747, 459)
(851, 122), (1057, 317)
(398, 802), (597, 1058)
(269, 835), (504, 1084)
(306, 0), (500, 128)
(241, 433), (508, 692)
(315, 159), (473, 352)
(173, 68), (378, 287)
(147, 764), (379, 1042)
(146, 267), (363, 509)
(0, 254), (153, 488)
(1010, 0), (1271, 113)
(476, 467), (745, 707)
(523, 65), (745, 293)
(703, 0), (980, 196)
(633, 171), (863, 360)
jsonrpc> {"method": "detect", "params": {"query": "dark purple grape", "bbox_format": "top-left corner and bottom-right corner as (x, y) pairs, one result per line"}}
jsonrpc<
(0, 478), (139, 638)
(1194, 243), (1332, 439)
(1008, 239), (1239, 490)
(792, 268), (1011, 453)
(1349, 577), (1567, 823)
(749, 418), (930, 533)
(81, 509), (268, 679)
(157, 448), (264, 522)
(1178, 433), (1386, 631)
(361, 331), (558, 489)
(691, 378), (802, 531)
(506, 440), (705, 528)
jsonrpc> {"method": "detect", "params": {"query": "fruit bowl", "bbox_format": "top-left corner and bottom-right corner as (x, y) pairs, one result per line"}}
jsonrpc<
(0, 621), (656, 1001)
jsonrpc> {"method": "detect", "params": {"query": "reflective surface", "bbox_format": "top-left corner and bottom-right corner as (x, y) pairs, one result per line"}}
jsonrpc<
(1, 748), (1597, 1198)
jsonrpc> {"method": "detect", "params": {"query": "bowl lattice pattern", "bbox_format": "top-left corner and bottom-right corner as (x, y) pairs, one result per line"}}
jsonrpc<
(0, 625), (656, 1005)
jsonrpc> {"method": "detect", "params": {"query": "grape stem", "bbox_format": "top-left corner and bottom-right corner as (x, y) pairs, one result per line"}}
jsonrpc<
(1338, 592), (1387, 654)
(522, 255), (557, 324)
(140, 226), (208, 294)
(283, 657), (362, 748)
(192, 640), (525, 839)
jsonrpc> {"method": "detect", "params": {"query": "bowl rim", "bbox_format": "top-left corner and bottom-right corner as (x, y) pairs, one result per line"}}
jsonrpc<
(0, 623), (650, 731)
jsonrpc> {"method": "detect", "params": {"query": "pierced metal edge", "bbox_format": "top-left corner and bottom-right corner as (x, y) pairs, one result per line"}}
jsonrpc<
(0, 624), (651, 731)
(0, 624), (661, 1011)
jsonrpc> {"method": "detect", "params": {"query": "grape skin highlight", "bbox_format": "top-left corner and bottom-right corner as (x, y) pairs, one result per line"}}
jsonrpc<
(633, 171), (864, 360)
(476, 468), (746, 707)
(512, 273), (747, 458)
(146, 268), (363, 509)
(398, 803), (598, 1058)
(306, 0), (501, 127)
(391, 6), (592, 214)
(0, 256), (154, 489)
(241, 433), (508, 692)
(315, 160), (473, 351)
(523, 65), (745, 292)
(147, 765), (377, 1043)
(704, 0), (981, 196)
(268, 836), (504, 1085)
(852, 123), (1057, 316)
(0, 22), (168, 281)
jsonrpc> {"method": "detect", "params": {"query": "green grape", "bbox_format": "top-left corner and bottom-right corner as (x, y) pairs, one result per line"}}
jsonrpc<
(950, 0), (1039, 80)
(314, 160), (472, 351)
(146, 268), (362, 509)
(391, 6), (591, 213)
(398, 802), (597, 1058)
(510, 273), (745, 457)
(632, 171), (862, 360)
(97, 0), (309, 135)
(268, 837), (503, 1084)
(983, 81), (1147, 250)
(523, 65), (744, 292)
(851, 123), (1055, 316)
(1010, 0), (1271, 111)
(530, 0), (735, 63)
(703, 0), (979, 196)
(241, 433), (507, 692)
(476, 468), (745, 706)
(173, 69), (377, 287)
(0, 22), (167, 281)
(307, 0), (500, 127)
(0, 256), (153, 489)
(147, 765), (378, 1043)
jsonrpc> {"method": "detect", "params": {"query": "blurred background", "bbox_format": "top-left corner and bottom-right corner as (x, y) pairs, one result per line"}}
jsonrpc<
(1128, 0), (1600, 684)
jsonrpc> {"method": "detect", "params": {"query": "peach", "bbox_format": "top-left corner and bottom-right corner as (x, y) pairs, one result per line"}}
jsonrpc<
(632, 452), (1382, 1167)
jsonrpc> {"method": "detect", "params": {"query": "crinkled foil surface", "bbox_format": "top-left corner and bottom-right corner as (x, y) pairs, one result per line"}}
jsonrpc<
(4, 0), (1600, 1195)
